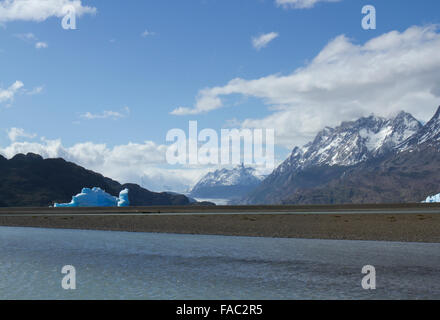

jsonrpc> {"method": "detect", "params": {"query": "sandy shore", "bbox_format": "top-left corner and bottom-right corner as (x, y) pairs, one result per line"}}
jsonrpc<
(0, 211), (439, 242)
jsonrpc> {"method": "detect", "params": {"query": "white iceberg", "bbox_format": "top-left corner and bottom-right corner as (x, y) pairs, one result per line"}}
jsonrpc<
(54, 187), (130, 207)
(117, 188), (130, 207)
(422, 193), (440, 203)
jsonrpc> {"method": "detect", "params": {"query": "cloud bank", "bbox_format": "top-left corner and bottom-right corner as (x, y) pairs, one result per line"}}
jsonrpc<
(0, 137), (208, 193)
(172, 25), (440, 148)
(0, 0), (96, 23)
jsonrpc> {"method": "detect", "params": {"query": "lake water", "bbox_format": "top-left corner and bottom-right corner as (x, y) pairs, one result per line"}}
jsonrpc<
(0, 226), (439, 300)
(192, 197), (230, 205)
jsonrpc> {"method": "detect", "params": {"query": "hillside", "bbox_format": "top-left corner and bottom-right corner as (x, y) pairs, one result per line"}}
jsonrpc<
(283, 144), (440, 204)
(0, 153), (192, 207)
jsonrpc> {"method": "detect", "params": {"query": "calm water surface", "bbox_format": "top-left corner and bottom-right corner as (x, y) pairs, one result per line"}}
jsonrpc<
(0, 226), (439, 299)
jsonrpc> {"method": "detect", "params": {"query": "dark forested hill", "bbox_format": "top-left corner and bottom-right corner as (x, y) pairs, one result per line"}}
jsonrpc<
(0, 153), (192, 207)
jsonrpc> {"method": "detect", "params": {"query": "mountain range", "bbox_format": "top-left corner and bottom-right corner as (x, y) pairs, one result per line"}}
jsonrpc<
(3, 107), (440, 207)
(241, 107), (440, 205)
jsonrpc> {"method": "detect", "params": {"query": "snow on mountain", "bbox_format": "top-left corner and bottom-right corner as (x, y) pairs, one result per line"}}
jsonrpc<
(190, 164), (264, 199)
(274, 111), (422, 175)
(422, 192), (440, 203)
(398, 106), (440, 151)
(192, 164), (263, 189)
(242, 108), (440, 205)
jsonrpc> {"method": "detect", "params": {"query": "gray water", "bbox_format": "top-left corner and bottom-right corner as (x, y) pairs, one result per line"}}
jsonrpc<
(191, 197), (230, 205)
(0, 226), (439, 300)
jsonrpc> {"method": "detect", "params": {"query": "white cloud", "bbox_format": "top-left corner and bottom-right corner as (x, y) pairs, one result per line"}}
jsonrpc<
(0, 0), (96, 23)
(0, 138), (168, 173)
(0, 132), (281, 192)
(134, 167), (208, 193)
(275, 0), (341, 9)
(172, 25), (440, 149)
(26, 86), (44, 95)
(15, 32), (48, 49)
(35, 41), (47, 49)
(252, 32), (279, 50)
(0, 80), (24, 104)
(81, 106), (130, 120)
(170, 90), (223, 115)
(6, 127), (36, 141)
(0, 138), (209, 192)
(14, 32), (37, 41)
(141, 29), (156, 37)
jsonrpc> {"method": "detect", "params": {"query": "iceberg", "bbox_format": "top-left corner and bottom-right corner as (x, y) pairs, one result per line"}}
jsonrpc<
(117, 188), (130, 207)
(422, 193), (440, 203)
(54, 187), (130, 208)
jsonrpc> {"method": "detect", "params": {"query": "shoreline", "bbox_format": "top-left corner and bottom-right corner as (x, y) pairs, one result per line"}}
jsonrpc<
(1, 209), (440, 243)
(2, 203), (440, 214)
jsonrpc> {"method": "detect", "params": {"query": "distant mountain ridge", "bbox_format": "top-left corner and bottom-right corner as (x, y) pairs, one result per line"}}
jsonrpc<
(4, 107), (439, 207)
(0, 153), (194, 207)
(242, 108), (440, 205)
(190, 164), (263, 200)
(274, 111), (421, 175)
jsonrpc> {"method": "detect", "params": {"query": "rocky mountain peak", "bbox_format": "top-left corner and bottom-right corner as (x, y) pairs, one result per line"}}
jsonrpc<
(189, 164), (264, 200)
(398, 106), (440, 150)
(274, 110), (422, 176)
(193, 165), (262, 189)
(241, 107), (440, 205)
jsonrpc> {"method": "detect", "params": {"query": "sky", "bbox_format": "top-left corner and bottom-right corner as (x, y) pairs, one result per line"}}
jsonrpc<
(1, 0), (440, 192)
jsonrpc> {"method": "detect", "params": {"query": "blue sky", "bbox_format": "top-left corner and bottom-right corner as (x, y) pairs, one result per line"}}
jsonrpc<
(1, 0), (440, 192)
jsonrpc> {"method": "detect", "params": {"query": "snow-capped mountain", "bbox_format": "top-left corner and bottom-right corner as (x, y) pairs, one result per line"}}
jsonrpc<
(242, 110), (424, 205)
(399, 106), (440, 151)
(274, 111), (422, 175)
(194, 164), (263, 187)
(281, 106), (440, 205)
(190, 164), (264, 200)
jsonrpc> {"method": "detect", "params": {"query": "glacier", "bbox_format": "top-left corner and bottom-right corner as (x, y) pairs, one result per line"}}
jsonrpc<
(422, 193), (440, 203)
(54, 187), (130, 207)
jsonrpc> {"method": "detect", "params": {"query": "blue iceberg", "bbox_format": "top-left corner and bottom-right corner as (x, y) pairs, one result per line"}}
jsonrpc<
(54, 187), (130, 208)
(422, 193), (440, 203)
